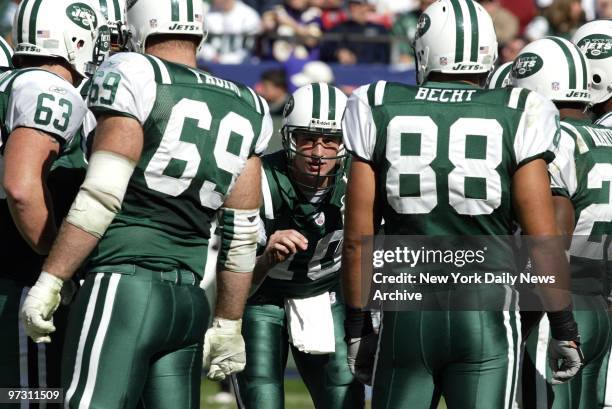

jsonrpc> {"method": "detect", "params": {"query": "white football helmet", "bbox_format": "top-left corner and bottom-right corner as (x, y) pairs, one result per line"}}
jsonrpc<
(414, 0), (498, 85)
(281, 83), (348, 190)
(12, 0), (109, 78)
(127, 0), (206, 53)
(572, 19), (612, 105)
(487, 62), (513, 89)
(510, 36), (591, 104)
(92, 0), (130, 52)
(0, 36), (13, 70)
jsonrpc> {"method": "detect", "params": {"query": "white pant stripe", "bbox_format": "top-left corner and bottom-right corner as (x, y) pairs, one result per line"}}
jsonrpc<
(605, 344), (612, 408)
(535, 315), (550, 409)
(503, 310), (516, 409)
(79, 273), (121, 409)
(65, 274), (104, 409)
(18, 288), (29, 409)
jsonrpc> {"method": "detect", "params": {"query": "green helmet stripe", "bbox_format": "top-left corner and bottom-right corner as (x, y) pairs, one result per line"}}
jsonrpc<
(171, 0), (180, 21)
(327, 85), (336, 121)
(187, 0), (194, 22)
(16, 0), (30, 44)
(449, 0), (465, 63)
(112, 0), (121, 20)
(28, 0), (44, 45)
(493, 64), (512, 88)
(312, 83), (321, 120)
(0, 39), (12, 67)
(548, 37), (577, 89)
(99, 0), (109, 18)
(466, 0), (479, 62)
(576, 46), (588, 90)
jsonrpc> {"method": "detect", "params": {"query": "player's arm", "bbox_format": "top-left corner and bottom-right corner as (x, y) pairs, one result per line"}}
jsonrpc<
(342, 157), (376, 309)
(2, 127), (60, 254)
(513, 159), (572, 310)
(19, 116), (140, 344)
(340, 85), (380, 385)
(512, 94), (582, 384)
(203, 155), (262, 381)
(204, 94), (274, 381)
(41, 115), (142, 280)
(2, 72), (87, 255)
(552, 196), (575, 248)
(215, 156), (262, 320)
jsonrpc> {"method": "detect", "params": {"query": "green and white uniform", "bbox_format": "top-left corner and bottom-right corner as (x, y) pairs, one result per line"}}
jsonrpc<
(524, 118), (612, 409)
(0, 69), (87, 398)
(236, 151), (363, 409)
(343, 80), (560, 409)
(594, 113), (612, 409)
(62, 52), (271, 409)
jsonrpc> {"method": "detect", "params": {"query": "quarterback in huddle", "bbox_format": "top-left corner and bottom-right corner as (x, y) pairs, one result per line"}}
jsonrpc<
(0, 0), (609, 408)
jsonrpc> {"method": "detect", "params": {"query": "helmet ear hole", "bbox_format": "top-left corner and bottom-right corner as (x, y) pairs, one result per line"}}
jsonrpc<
(593, 74), (601, 84)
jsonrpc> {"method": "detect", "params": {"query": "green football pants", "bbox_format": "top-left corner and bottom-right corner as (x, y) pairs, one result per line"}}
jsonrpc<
(372, 309), (522, 409)
(61, 267), (209, 409)
(235, 295), (364, 409)
(598, 341), (612, 409)
(0, 277), (69, 409)
(523, 295), (609, 409)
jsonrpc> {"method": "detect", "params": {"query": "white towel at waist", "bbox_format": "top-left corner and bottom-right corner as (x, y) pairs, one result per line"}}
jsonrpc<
(285, 292), (335, 354)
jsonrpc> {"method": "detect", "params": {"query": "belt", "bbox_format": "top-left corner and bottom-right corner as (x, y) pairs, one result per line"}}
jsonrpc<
(88, 264), (200, 286)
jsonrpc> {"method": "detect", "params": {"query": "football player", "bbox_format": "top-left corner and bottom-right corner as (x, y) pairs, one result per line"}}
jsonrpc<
(19, 1), (273, 408)
(234, 83), (365, 409)
(513, 36), (610, 409)
(50, 0), (128, 221)
(571, 20), (612, 409)
(0, 0), (105, 398)
(341, 1), (583, 408)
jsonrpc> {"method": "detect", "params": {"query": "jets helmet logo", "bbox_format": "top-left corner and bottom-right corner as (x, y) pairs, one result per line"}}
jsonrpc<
(512, 53), (543, 78)
(416, 14), (431, 39)
(66, 3), (98, 30)
(577, 34), (612, 59)
(283, 96), (295, 118)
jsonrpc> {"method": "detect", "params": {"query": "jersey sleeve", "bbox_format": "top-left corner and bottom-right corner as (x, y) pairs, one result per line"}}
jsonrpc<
(548, 129), (577, 198)
(5, 70), (87, 148)
(88, 52), (156, 124)
(513, 90), (560, 168)
(254, 95), (273, 156)
(596, 112), (612, 128)
(342, 85), (377, 162)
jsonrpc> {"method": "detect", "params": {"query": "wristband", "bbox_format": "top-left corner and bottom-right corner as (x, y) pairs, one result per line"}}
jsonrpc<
(547, 308), (579, 341)
(344, 307), (374, 338)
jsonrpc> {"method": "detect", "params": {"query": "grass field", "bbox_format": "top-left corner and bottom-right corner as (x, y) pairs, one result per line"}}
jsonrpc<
(200, 379), (446, 409)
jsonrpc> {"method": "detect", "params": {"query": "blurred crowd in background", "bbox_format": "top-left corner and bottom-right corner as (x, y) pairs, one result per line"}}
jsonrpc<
(0, 0), (609, 118)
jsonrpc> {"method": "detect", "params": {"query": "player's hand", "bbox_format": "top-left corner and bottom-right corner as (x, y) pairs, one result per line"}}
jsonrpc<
(263, 229), (308, 265)
(347, 332), (378, 385)
(203, 318), (246, 381)
(548, 339), (584, 384)
(20, 272), (63, 343)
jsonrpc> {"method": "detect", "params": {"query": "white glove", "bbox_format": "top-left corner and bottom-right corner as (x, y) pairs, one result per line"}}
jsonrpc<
(347, 332), (378, 385)
(20, 272), (64, 343)
(548, 338), (584, 384)
(203, 317), (246, 381)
